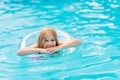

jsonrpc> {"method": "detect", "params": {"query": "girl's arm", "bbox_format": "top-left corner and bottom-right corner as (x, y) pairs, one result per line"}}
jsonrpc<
(17, 44), (49, 56)
(59, 39), (82, 49)
(47, 39), (82, 53)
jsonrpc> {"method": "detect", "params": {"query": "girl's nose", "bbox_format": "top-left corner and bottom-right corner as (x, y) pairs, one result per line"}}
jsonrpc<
(47, 42), (52, 45)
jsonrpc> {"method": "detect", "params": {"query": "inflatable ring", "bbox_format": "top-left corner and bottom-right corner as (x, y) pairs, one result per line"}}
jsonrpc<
(20, 30), (73, 48)
(19, 29), (75, 59)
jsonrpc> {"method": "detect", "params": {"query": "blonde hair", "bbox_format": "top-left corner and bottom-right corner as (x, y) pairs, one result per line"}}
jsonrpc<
(37, 27), (59, 48)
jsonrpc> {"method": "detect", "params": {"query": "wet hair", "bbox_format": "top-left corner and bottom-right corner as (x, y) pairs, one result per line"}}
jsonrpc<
(37, 27), (59, 48)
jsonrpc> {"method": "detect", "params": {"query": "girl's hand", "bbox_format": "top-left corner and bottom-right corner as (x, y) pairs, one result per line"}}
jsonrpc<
(39, 49), (50, 54)
(46, 46), (63, 54)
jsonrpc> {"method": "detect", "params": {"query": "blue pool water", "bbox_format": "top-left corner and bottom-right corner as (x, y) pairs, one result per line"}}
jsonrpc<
(0, 0), (120, 80)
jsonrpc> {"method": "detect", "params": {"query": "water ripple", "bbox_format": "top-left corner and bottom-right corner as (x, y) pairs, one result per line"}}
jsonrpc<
(0, 0), (120, 80)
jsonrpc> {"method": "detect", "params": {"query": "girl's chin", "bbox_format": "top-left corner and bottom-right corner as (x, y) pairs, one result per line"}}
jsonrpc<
(48, 46), (54, 48)
(45, 45), (55, 48)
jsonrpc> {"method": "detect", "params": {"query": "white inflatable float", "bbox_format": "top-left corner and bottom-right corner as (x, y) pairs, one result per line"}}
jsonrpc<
(20, 30), (73, 48)
(19, 29), (75, 59)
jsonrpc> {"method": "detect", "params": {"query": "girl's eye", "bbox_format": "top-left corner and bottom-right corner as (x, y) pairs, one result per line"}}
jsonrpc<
(45, 40), (48, 42)
(51, 39), (55, 41)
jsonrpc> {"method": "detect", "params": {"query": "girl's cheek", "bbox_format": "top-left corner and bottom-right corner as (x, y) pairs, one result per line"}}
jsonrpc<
(53, 41), (56, 46)
(43, 43), (47, 48)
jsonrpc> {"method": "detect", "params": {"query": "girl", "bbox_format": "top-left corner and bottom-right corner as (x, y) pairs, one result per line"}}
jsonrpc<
(17, 27), (82, 56)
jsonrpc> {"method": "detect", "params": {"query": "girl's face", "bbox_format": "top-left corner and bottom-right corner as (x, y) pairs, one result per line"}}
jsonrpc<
(43, 33), (56, 48)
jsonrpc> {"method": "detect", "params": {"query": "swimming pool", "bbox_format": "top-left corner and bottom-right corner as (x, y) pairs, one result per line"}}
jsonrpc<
(0, 0), (120, 80)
